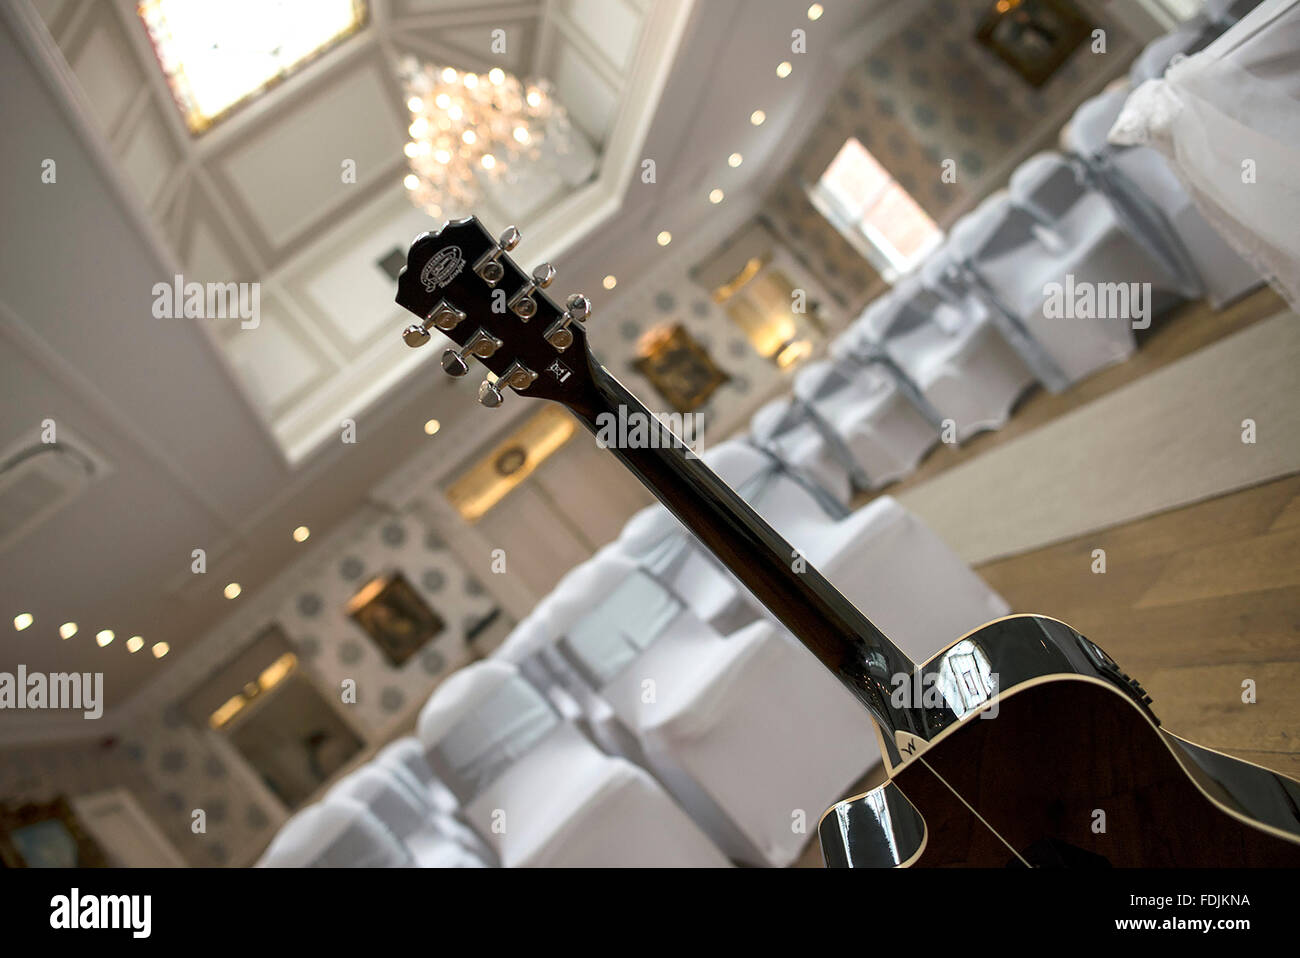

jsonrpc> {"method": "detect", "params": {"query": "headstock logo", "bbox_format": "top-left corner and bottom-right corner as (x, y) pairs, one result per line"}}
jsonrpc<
(547, 359), (572, 383)
(420, 246), (465, 291)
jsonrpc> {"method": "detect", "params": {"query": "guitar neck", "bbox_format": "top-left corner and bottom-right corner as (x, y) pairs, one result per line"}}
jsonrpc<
(567, 362), (923, 741)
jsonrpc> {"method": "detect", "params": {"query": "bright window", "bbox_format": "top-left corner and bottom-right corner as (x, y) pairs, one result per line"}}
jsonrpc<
(810, 136), (943, 280)
(138, 0), (368, 133)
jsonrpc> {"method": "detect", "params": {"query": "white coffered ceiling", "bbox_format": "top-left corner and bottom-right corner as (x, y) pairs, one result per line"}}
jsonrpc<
(29, 0), (678, 464)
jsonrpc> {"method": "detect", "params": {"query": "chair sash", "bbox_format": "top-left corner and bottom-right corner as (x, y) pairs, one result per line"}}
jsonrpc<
(1072, 152), (1204, 298)
(556, 570), (685, 688)
(425, 675), (560, 805)
(757, 384), (872, 493)
(954, 259), (1072, 393)
(742, 437), (853, 518)
(839, 342), (947, 431)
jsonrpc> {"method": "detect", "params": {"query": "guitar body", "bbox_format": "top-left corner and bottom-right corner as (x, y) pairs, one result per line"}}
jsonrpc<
(819, 615), (1300, 867)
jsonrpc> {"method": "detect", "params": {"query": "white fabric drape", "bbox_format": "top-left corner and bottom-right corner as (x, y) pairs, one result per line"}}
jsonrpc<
(1111, 0), (1300, 309)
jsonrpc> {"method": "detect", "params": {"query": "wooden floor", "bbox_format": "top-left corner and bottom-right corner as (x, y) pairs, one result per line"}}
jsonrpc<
(793, 286), (1299, 866)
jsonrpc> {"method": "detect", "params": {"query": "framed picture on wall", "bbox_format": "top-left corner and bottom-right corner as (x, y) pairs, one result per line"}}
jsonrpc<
(0, 797), (108, 868)
(346, 570), (445, 666)
(975, 0), (1092, 88)
(633, 323), (731, 413)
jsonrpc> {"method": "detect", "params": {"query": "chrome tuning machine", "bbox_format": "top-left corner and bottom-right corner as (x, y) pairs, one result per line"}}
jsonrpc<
(440, 328), (502, 377)
(472, 226), (521, 287)
(402, 300), (466, 347)
(508, 262), (557, 320)
(544, 293), (591, 351)
(476, 361), (537, 408)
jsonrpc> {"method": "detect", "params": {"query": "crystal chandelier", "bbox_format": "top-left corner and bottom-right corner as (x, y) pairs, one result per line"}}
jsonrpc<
(398, 56), (573, 218)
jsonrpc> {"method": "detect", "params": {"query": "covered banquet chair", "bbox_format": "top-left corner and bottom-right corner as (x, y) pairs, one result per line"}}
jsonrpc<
(416, 658), (728, 867)
(256, 797), (413, 867)
(1111, 0), (1300, 310)
(327, 764), (490, 867)
(1062, 87), (1260, 307)
(831, 276), (1034, 442)
(783, 355), (938, 490)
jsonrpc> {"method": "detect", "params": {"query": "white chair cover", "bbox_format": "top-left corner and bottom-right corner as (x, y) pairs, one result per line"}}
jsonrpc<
(1065, 87), (1259, 306)
(594, 491), (1010, 868)
(372, 735), (458, 815)
(839, 282), (1033, 441)
(790, 360), (937, 489)
(257, 798), (413, 868)
(602, 617), (879, 867)
(702, 441), (1008, 648)
(417, 659), (728, 867)
(957, 189), (1152, 387)
(1111, 0), (1300, 309)
(703, 439), (848, 549)
(1129, 13), (1213, 83)
(616, 504), (760, 633)
(1008, 151), (1091, 226)
(327, 764), (488, 867)
(749, 396), (859, 503)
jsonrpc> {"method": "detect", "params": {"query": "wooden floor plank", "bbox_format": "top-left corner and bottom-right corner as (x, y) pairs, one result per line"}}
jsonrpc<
(1135, 525), (1300, 608)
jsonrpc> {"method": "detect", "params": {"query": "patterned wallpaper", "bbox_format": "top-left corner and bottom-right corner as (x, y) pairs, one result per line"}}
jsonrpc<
(762, 0), (1134, 310)
(2, 507), (507, 866)
(270, 511), (499, 739)
(584, 210), (795, 440)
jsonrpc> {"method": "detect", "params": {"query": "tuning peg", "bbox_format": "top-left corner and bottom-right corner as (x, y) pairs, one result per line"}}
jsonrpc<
(477, 379), (504, 408)
(403, 323), (431, 348)
(439, 327), (502, 377)
(441, 351), (470, 377)
(532, 263), (556, 288)
(507, 262), (556, 321)
(499, 360), (538, 392)
(544, 293), (591, 351)
(472, 225), (522, 287)
(565, 293), (590, 322)
(402, 301), (465, 348)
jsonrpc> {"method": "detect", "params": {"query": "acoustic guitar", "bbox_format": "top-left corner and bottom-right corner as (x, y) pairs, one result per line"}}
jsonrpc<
(394, 217), (1300, 867)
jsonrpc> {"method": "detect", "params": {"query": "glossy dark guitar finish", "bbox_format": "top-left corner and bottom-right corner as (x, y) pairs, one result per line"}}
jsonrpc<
(820, 616), (1300, 867)
(396, 217), (1300, 867)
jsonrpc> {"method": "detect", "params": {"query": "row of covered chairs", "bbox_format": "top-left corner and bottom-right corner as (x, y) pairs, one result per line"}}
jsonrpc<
(260, 438), (1008, 867)
(744, 1), (1265, 507)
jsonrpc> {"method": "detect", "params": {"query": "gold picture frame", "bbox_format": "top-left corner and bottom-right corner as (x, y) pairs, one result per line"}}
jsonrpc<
(975, 0), (1092, 88)
(633, 323), (731, 413)
(346, 570), (445, 667)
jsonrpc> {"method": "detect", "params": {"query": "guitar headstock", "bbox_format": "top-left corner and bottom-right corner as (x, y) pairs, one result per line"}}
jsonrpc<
(395, 216), (595, 410)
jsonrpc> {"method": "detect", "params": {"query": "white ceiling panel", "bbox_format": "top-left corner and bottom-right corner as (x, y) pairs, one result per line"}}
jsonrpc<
(553, 44), (619, 144)
(185, 220), (243, 289)
(217, 63), (407, 249)
(117, 105), (179, 209)
(293, 201), (434, 352)
(563, 0), (642, 70)
(434, 21), (537, 74)
(219, 297), (335, 417)
(66, 7), (142, 134)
